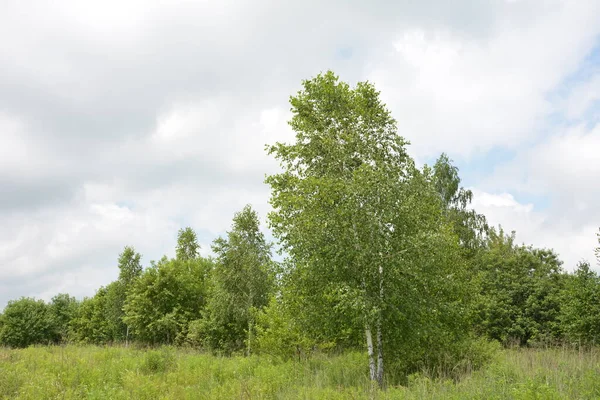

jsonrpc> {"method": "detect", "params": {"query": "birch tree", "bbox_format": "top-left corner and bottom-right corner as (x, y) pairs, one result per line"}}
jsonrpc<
(117, 246), (142, 345)
(266, 71), (424, 386)
(176, 227), (200, 261)
(200, 205), (275, 354)
(431, 153), (488, 253)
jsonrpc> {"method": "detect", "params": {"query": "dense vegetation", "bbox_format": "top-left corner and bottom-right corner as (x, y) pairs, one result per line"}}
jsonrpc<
(1, 345), (600, 399)
(2, 71), (600, 389)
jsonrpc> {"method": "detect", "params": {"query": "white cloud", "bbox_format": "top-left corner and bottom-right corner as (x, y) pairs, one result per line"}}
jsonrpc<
(564, 73), (600, 120)
(471, 189), (597, 269)
(475, 120), (600, 269)
(0, 114), (29, 171)
(368, 1), (600, 159)
(533, 124), (600, 193)
(487, 122), (600, 215)
(0, 113), (54, 176)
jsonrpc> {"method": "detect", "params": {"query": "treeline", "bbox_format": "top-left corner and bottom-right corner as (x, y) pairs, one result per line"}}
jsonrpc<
(1, 71), (600, 385)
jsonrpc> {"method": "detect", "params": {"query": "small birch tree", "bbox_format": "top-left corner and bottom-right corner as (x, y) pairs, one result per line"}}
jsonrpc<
(201, 205), (275, 354)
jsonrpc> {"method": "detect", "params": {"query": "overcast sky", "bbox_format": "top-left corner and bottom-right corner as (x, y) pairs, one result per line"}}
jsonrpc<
(1, 0), (599, 309)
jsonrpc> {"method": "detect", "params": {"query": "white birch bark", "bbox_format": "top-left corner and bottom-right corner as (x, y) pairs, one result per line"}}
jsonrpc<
(376, 264), (384, 386)
(376, 317), (384, 386)
(365, 323), (377, 382)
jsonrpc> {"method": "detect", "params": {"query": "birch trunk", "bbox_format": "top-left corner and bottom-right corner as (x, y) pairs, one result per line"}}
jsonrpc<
(247, 317), (252, 357)
(376, 264), (384, 387)
(376, 317), (384, 387)
(247, 291), (253, 357)
(365, 323), (377, 382)
(353, 220), (378, 384)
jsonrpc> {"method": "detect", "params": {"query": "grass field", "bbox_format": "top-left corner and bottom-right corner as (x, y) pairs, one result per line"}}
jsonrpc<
(1, 345), (599, 399)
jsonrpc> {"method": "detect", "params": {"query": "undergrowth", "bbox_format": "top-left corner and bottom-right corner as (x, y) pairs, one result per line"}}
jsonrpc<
(0, 345), (599, 399)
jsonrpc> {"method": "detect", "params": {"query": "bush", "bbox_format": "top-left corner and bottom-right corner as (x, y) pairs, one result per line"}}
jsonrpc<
(253, 297), (321, 360)
(0, 298), (54, 348)
(140, 348), (176, 374)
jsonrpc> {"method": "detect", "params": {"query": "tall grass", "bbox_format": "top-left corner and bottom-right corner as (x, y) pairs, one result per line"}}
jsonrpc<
(1, 345), (599, 399)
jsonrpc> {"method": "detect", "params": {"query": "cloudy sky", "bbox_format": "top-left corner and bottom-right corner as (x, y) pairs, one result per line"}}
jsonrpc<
(1, 0), (599, 308)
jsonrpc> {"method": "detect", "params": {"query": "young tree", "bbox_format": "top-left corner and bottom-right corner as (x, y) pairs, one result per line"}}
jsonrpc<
(560, 261), (600, 345)
(265, 71), (472, 385)
(71, 247), (144, 345)
(118, 246), (143, 287)
(117, 246), (143, 344)
(176, 227), (200, 261)
(473, 227), (563, 346)
(48, 293), (79, 343)
(70, 289), (112, 344)
(123, 256), (212, 344)
(200, 205), (275, 355)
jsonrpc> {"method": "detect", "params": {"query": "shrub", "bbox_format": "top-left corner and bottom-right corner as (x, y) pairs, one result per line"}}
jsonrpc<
(140, 348), (176, 374)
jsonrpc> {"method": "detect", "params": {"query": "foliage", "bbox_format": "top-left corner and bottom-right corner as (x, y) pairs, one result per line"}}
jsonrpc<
(560, 261), (600, 345)
(0, 297), (53, 348)
(472, 227), (564, 346)
(69, 283), (125, 344)
(48, 293), (79, 343)
(265, 70), (476, 384)
(198, 205), (275, 355)
(123, 255), (212, 345)
(123, 229), (210, 345)
(117, 246), (143, 288)
(176, 227), (200, 261)
(254, 263), (365, 358)
(69, 247), (143, 344)
(266, 70), (412, 385)
(431, 153), (488, 254)
(116, 245), (143, 343)
(253, 296), (318, 359)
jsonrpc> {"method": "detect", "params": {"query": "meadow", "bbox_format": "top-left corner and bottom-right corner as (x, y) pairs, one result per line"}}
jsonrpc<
(1, 345), (600, 399)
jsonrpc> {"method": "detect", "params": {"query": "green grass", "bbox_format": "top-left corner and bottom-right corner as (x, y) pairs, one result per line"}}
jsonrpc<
(1, 345), (599, 399)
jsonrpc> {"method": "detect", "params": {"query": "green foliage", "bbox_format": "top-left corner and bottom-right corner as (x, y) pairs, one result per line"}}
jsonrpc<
(266, 70), (413, 383)
(70, 247), (143, 345)
(48, 293), (79, 343)
(255, 265), (366, 358)
(473, 228), (564, 346)
(176, 227), (200, 261)
(431, 153), (488, 254)
(70, 283), (126, 344)
(117, 246), (143, 287)
(254, 295), (327, 359)
(265, 70), (478, 385)
(116, 246), (143, 343)
(379, 218), (477, 377)
(0, 297), (53, 348)
(560, 261), (600, 345)
(103, 281), (129, 341)
(124, 255), (212, 345)
(199, 205), (276, 354)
